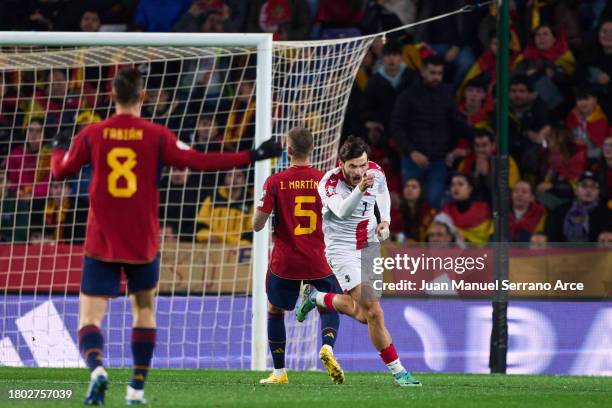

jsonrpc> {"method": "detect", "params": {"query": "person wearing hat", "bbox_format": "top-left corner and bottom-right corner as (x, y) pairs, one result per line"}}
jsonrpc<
(565, 86), (609, 160)
(546, 171), (612, 242)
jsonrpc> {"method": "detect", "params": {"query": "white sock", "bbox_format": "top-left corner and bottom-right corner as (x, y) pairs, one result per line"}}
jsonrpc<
(90, 366), (107, 380)
(315, 291), (327, 308)
(273, 368), (286, 376)
(386, 358), (405, 375)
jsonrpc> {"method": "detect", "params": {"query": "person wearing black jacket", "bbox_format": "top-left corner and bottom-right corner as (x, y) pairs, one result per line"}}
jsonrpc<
(546, 171), (612, 242)
(390, 55), (473, 208)
(363, 41), (417, 138)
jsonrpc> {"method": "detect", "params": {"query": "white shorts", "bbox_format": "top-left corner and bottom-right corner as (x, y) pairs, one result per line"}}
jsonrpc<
(328, 255), (361, 292)
(327, 243), (381, 292)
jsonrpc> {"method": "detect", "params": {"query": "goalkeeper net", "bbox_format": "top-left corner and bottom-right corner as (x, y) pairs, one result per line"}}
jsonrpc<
(0, 33), (372, 370)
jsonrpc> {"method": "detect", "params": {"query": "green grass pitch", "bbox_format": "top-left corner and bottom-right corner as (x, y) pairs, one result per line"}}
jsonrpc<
(0, 367), (611, 407)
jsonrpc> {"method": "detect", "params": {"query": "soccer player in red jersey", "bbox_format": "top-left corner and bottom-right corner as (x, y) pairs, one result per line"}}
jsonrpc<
(253, 127), (344, 385)
(51, 68), (281, 405)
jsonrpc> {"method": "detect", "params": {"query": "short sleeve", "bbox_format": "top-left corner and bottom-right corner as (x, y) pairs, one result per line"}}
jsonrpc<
(257, 176), (275, 214)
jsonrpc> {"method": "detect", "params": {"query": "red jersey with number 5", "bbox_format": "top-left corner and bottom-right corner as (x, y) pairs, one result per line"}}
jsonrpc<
(51, 113), (252, 263)
(257, 165), (331, 280)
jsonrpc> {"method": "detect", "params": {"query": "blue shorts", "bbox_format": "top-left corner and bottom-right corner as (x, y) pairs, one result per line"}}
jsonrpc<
(266, 271), (342, 311)
(81, 255), (160, 297)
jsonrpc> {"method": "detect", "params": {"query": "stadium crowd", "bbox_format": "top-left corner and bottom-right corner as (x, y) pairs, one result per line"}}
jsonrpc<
(0, 0), (611, 247)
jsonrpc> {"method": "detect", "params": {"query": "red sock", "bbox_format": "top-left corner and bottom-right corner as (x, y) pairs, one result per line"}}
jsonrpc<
(379, 343), (399, 364)
(323, 293), (336, 312)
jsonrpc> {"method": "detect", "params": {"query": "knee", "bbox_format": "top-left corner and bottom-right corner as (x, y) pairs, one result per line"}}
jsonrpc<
(364, 305), (384, 324)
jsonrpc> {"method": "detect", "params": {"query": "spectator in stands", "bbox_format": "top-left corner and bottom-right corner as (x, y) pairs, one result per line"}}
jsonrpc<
(364, 120), (400, 194)
(513, 24), (575, 117)
(547, 171), (612, 242)
(313, 0), (365, 38)
(457, 76), (495, 130)
(142, 84), (189, 137)
(246, 0), (312, 40)
(70, 111), (101, 199)
(175, 7), (225, 34)
(174, 0), (246, 33)
(591, 136), (612, 202)
(160, 168), (204, 243)
(224, 80), (256, 151)
(576, 18), (612, 117)
(565, 87), (609, 160)
(6, 119), (52, 198)
(196, 169), (253, 245)
(29, 180), (87, 243)
(425, 221), (454, 244)
(509, 180), (547, 242)
(414, 0), (476, 85)
(441, 173), (493, 245)
(192, 114), (224, 152)
(508, 74), (550, 182)
(363, 41), (416, 140)
(598, 230), (612, 248)
(391, 55), (472, 208)
(457, 128), (520, 203)
(134, 0), (192, 32)
(536, 125), (587, 209)
(399, 177), (435, 242)
(0, 171), (31, 242)
(0, 72), (20, 158)
(80, 8), (101, 32)
(530, 232), (548, 248)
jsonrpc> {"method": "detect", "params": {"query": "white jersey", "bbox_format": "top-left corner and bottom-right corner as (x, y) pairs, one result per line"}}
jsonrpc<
(318, 162), (391, 259)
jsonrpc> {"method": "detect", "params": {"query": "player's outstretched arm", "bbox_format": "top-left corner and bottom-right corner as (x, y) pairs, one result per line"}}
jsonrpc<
(163, 133), (281, 171)
(50, 132), (91, 181)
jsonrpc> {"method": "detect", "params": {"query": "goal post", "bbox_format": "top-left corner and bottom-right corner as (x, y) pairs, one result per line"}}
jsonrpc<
(0, 31), (372, 371)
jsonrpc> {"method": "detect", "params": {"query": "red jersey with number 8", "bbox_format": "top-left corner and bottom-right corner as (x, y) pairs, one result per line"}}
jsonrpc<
(51, 113), (252, 263)
(257, 165), (331, 280)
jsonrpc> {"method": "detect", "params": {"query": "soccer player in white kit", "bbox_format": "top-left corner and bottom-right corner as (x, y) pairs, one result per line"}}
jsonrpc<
(296, 137), (421, 386)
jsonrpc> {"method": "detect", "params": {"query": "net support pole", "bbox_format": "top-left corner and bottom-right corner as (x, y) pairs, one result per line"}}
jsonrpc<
(490, 0), (510, 374)
(251, 34), (274, 371)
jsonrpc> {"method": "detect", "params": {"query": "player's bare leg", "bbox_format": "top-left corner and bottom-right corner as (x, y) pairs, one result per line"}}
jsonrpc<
(297, 284), (421, 386)
(79, 294), (109, 405)
(126, 288), (157, 405)
(260, 302), (289, 384)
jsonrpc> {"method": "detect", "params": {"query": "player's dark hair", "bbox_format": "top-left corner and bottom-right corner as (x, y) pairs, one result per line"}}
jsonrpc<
(287, 127), (313, 159)
(112, 68), (143, 106)
(339, 136), (370, 162)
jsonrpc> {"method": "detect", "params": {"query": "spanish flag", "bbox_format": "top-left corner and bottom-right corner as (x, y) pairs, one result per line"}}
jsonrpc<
(509, 201), (546, 242)
(401, 42), (434, 72)
(456, 48), (520, 101)
(441, 201), (493, 245)
(565, 104), (609, 148)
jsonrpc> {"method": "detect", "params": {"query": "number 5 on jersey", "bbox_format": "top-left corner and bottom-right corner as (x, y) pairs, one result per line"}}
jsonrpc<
(107, 147), (137, 198)
(294, 195), (317, 235)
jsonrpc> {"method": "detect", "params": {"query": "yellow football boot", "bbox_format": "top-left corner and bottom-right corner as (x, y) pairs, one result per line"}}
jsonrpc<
(319, 345), (344, 384)
(259, 370), (289, 384)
